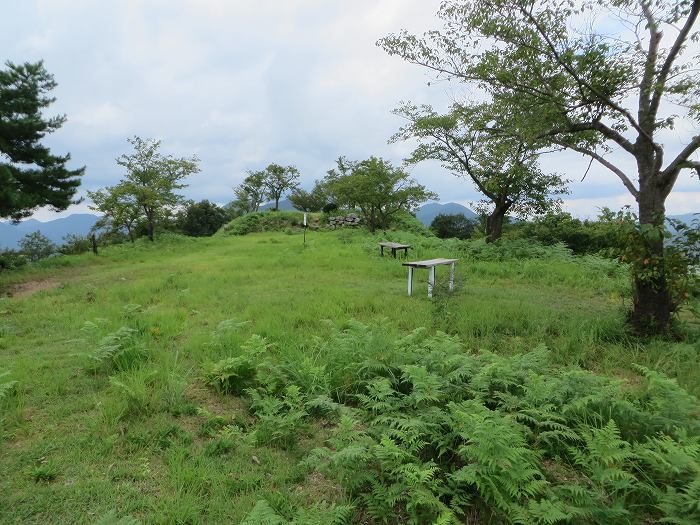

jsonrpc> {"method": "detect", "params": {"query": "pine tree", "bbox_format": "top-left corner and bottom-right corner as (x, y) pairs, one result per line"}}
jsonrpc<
(0, 61), (84, 221)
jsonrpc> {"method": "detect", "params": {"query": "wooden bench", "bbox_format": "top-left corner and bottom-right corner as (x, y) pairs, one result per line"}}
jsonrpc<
(379, 241), (411, 259)
(402, 258), (458, 298)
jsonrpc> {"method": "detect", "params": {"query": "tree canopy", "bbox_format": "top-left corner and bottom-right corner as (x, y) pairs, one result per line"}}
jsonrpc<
(0, 61), (84, 221)
(325, 156), (436, 232)
(393, 102), (568, 241)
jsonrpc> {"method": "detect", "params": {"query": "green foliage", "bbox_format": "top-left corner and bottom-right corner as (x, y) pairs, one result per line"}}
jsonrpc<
(392, 102), (568, 241)
(93, 510), (141, 525)
(112, 136), (200, 241)
(18, 231), (56, 262)
(430, 213), (477, 239)
(324, 156), (436, 233)
(84, 327), (149, 373)
(288, 181), (331, 212)
(0, 61), (84, 220)
(218, 211), (311, 236)
(59, 233), (93, 255)
(203, 334), (270, 394)
(0, 371), (18, 403)
(260, 164), (301, 210)
(0, 249), (27, 271)
(241, 499), (353, 525)
(176, 199), (230, 237)
(231, 321), (699, 525)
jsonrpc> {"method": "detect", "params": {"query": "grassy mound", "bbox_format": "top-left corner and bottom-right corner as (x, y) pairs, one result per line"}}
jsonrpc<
(218, 211), (320, 236)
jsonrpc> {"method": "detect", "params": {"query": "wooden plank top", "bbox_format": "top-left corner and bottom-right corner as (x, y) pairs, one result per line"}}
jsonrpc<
(403, 258), (458, 268)
(379, 242), (412, 249)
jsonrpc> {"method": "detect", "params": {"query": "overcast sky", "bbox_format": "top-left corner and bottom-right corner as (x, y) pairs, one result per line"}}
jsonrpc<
(2, 0), (699, 221)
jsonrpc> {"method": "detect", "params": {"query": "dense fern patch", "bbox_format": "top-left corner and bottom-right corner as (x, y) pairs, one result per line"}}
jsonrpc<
(208, 322), (700, 524)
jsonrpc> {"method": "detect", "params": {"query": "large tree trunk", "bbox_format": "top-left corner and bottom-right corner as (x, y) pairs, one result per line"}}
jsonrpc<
(485, 205), (508, 243)
(630, 158), (673, 334)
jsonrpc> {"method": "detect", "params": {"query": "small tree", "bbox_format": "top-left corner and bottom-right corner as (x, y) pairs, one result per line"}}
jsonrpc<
(18, 231), (56, 261)
(115, 137), (199, 241)
(262, 164), (300, 210)
(288, 181), (330, 212)
(232, 171), (266, 214)
(176, 200), (229, 236)
(392, 103), (568, 241)
(430, 213), (477, 239)
(0, 61), (84, 221)
(324, 156), (436, 233)
(87, 184), (141, 242)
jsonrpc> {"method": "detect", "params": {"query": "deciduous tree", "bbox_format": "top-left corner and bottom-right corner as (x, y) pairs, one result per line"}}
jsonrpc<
(115, 136), (199, 241)
(393, 103), (568, 241)
(325, 156), (436, 233)
(380, 0), (700, 333)
(262, 164), (300, 210)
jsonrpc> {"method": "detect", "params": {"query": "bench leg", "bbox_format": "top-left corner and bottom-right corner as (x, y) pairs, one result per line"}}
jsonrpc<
(407, 267), (413, 296)
(392, 248), (397, 259)
(428, 266), (435, 298)
(449, 262), (455, 292)
(380, 246), (384, 256)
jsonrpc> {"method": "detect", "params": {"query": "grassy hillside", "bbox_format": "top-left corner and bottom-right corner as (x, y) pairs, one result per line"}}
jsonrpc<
(1, 231), (698, 523)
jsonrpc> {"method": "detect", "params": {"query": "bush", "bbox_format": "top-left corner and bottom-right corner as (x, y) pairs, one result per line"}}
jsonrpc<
(430, 213), (478, 239)
(177, 200), (230, 237)
(0, 249), (27, 271)
(59, 234), (93, 255)
(18, 231), (56, 261)
(388, 211), (434, 236)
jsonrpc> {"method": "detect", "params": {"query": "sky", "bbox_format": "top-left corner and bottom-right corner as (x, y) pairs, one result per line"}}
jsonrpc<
(1, 0), (699, 221)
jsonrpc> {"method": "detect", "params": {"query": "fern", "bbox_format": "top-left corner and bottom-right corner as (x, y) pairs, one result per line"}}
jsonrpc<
(0, 371), (18, 402)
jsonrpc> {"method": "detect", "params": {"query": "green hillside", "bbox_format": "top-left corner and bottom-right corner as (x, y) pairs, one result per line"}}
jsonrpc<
(1, 231), (699, 524)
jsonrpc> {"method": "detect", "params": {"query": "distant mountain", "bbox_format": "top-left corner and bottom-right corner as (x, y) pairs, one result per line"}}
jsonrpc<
(0, 214), (100, 250)
(259, 199), (296, 211)
(416, 202), (477, 226)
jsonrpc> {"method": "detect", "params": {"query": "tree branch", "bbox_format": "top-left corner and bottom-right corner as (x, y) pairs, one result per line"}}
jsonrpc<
(564, 143), (639, 198)
(649, 0), (700, 119)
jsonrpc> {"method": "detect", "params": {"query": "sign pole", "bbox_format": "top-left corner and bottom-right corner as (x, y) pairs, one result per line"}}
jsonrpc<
(303, 213), (307, 246)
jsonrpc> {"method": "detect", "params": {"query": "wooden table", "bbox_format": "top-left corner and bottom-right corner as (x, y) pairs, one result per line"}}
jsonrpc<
(402, 258), (458, 298)
(380, 241), (411, 258)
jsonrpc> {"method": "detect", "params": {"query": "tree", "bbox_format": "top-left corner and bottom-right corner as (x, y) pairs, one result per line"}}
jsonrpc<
(431, 213), (478, 239)
(232, 171), (266, 214)
(262, 164), (300, 210)
(87, 184), (141, 242)
(379, 0), (700, 332)
(324, 156), (436, 233)
(0, 61), (84, 221)
(115, 136), (199, 241)
(393, 103), (568, 241)
(18, 231), (56, 261)
(176, 200), (229, 236)
(288, 181), (330, 212)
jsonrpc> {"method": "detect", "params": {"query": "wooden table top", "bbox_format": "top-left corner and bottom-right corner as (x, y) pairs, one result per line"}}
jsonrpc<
(402, 258), (458, 268)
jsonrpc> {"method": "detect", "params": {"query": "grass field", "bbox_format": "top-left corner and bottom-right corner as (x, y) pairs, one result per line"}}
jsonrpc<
(1, 230), (699, 523)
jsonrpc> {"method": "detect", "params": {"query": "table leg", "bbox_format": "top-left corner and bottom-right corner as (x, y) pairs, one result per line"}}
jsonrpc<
(381, 246), (384, 256)
(392, 248), (397, 259)
(428, 266), (435, 298)
(449, 262), (455, 292)
(407, 267), (413, 296)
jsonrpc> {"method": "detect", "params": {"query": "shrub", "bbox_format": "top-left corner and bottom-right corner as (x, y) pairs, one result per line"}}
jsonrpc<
(18, 231), (56, 261)
(0, 249), (27, 271)
(430, 213), (478, 239)
(59, 233), (93, 255)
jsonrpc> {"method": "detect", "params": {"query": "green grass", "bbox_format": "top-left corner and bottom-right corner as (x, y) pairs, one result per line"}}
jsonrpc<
(0, 230), (698, 523)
